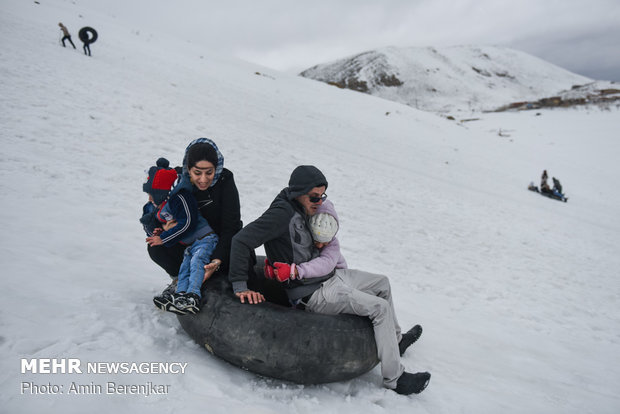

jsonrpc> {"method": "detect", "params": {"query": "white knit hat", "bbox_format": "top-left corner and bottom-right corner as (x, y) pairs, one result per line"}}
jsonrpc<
(309, 213), (339, 243)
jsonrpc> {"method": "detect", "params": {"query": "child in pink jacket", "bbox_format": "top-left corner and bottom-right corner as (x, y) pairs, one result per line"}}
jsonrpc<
(265, 199), (345, 281)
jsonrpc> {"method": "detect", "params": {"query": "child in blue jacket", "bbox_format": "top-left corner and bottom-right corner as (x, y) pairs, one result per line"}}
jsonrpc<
(141, 158), (218, 315)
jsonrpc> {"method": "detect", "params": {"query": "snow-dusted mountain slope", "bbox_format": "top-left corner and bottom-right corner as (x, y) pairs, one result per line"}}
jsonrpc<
(1, 1), (619, 414)
(300, 46), (593, 113)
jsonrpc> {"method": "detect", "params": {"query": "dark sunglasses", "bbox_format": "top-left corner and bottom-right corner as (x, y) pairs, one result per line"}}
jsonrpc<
(307, 193), (327, 203)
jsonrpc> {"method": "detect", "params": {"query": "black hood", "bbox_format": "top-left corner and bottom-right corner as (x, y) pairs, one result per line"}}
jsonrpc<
(286, 165), (328, 200)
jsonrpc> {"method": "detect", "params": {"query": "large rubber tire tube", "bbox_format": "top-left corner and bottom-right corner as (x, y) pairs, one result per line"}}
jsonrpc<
(78, 27), (98, 44)
(176, 266), (379, 384)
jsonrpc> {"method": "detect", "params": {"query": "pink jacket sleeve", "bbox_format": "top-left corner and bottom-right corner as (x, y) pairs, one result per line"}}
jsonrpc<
(296, 237), (348, 279)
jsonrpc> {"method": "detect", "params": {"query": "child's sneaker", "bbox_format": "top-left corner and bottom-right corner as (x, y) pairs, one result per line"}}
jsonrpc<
(180, 293), (202, 315)
(167, 292), (189, 315)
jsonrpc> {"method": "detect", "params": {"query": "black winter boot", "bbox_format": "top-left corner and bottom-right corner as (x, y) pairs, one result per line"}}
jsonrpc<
(394, 371), (431, 395)
(399, 324), (423, 356)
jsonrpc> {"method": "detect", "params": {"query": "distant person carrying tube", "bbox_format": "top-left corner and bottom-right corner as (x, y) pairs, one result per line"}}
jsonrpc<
(78, 26), (98, 56)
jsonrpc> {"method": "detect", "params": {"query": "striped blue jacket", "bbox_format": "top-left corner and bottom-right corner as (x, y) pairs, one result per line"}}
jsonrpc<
(158, 184), (214, 247)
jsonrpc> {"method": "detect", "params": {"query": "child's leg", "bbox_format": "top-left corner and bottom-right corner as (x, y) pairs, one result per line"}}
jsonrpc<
(187, 234), (219, 296)
(176, 247), (192, 293)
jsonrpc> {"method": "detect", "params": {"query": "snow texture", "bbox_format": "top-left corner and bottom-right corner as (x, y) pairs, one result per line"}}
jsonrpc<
(1, 1), (619, 413)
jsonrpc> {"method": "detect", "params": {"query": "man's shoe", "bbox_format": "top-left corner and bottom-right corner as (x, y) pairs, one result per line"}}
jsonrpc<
(399, 324), (423, 356)
(394, 371), (431, 395)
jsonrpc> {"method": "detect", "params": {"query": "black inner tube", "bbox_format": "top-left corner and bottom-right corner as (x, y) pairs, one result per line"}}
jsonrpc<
(78, 27), (98, 44)
(176, 257), (379, 384)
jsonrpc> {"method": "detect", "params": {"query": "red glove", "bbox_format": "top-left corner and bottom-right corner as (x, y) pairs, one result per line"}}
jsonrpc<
(273, 262), (296, 282)
(263, 258), (275, 279)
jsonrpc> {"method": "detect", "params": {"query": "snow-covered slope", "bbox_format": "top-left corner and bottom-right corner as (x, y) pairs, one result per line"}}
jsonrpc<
(300, 46), (593, 113)
(1, 1), (619, 414)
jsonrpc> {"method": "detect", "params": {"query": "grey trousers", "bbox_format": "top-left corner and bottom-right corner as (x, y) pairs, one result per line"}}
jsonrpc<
(305, 268), (404, 388)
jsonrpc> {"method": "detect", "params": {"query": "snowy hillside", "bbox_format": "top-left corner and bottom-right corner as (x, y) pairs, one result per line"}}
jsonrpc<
(1, 1), (620, 414)
(300, 46), (593, 113)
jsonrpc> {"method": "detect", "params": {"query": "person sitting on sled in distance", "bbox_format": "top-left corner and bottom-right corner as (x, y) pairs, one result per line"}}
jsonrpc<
(552, 177), (563, 195)
(541, 170), (551, 194)
(228, 165), (430, 396)
(141, 157), (218, 315)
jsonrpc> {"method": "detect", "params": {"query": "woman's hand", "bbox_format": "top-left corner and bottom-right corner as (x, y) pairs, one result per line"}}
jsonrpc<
(203, 259), (221, 282)
(235, 290), (265, 304)
(146, 235), (163, 246)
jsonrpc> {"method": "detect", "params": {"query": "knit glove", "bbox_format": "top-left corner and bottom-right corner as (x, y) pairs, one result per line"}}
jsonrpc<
(273, 262), (297, 282)
(263, 258), (275, 280)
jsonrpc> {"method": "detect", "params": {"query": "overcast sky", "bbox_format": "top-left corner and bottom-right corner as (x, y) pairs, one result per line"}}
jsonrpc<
(100, 0), (620, 81)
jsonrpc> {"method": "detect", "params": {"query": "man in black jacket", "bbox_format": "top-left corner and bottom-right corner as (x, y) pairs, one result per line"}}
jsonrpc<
(229, 165), (331, 304)
(228, 165), (430, 395)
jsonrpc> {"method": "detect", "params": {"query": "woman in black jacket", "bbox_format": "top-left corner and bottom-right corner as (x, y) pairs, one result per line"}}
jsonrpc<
(148, 138), (245, 296)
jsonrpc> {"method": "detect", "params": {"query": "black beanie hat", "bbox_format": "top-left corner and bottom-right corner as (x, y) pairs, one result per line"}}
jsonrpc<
(287, 165), (328, 199)
(143, 158), (178, 205)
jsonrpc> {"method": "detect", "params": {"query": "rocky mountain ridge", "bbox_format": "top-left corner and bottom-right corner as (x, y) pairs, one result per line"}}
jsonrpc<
(300, 46), (603, 113)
